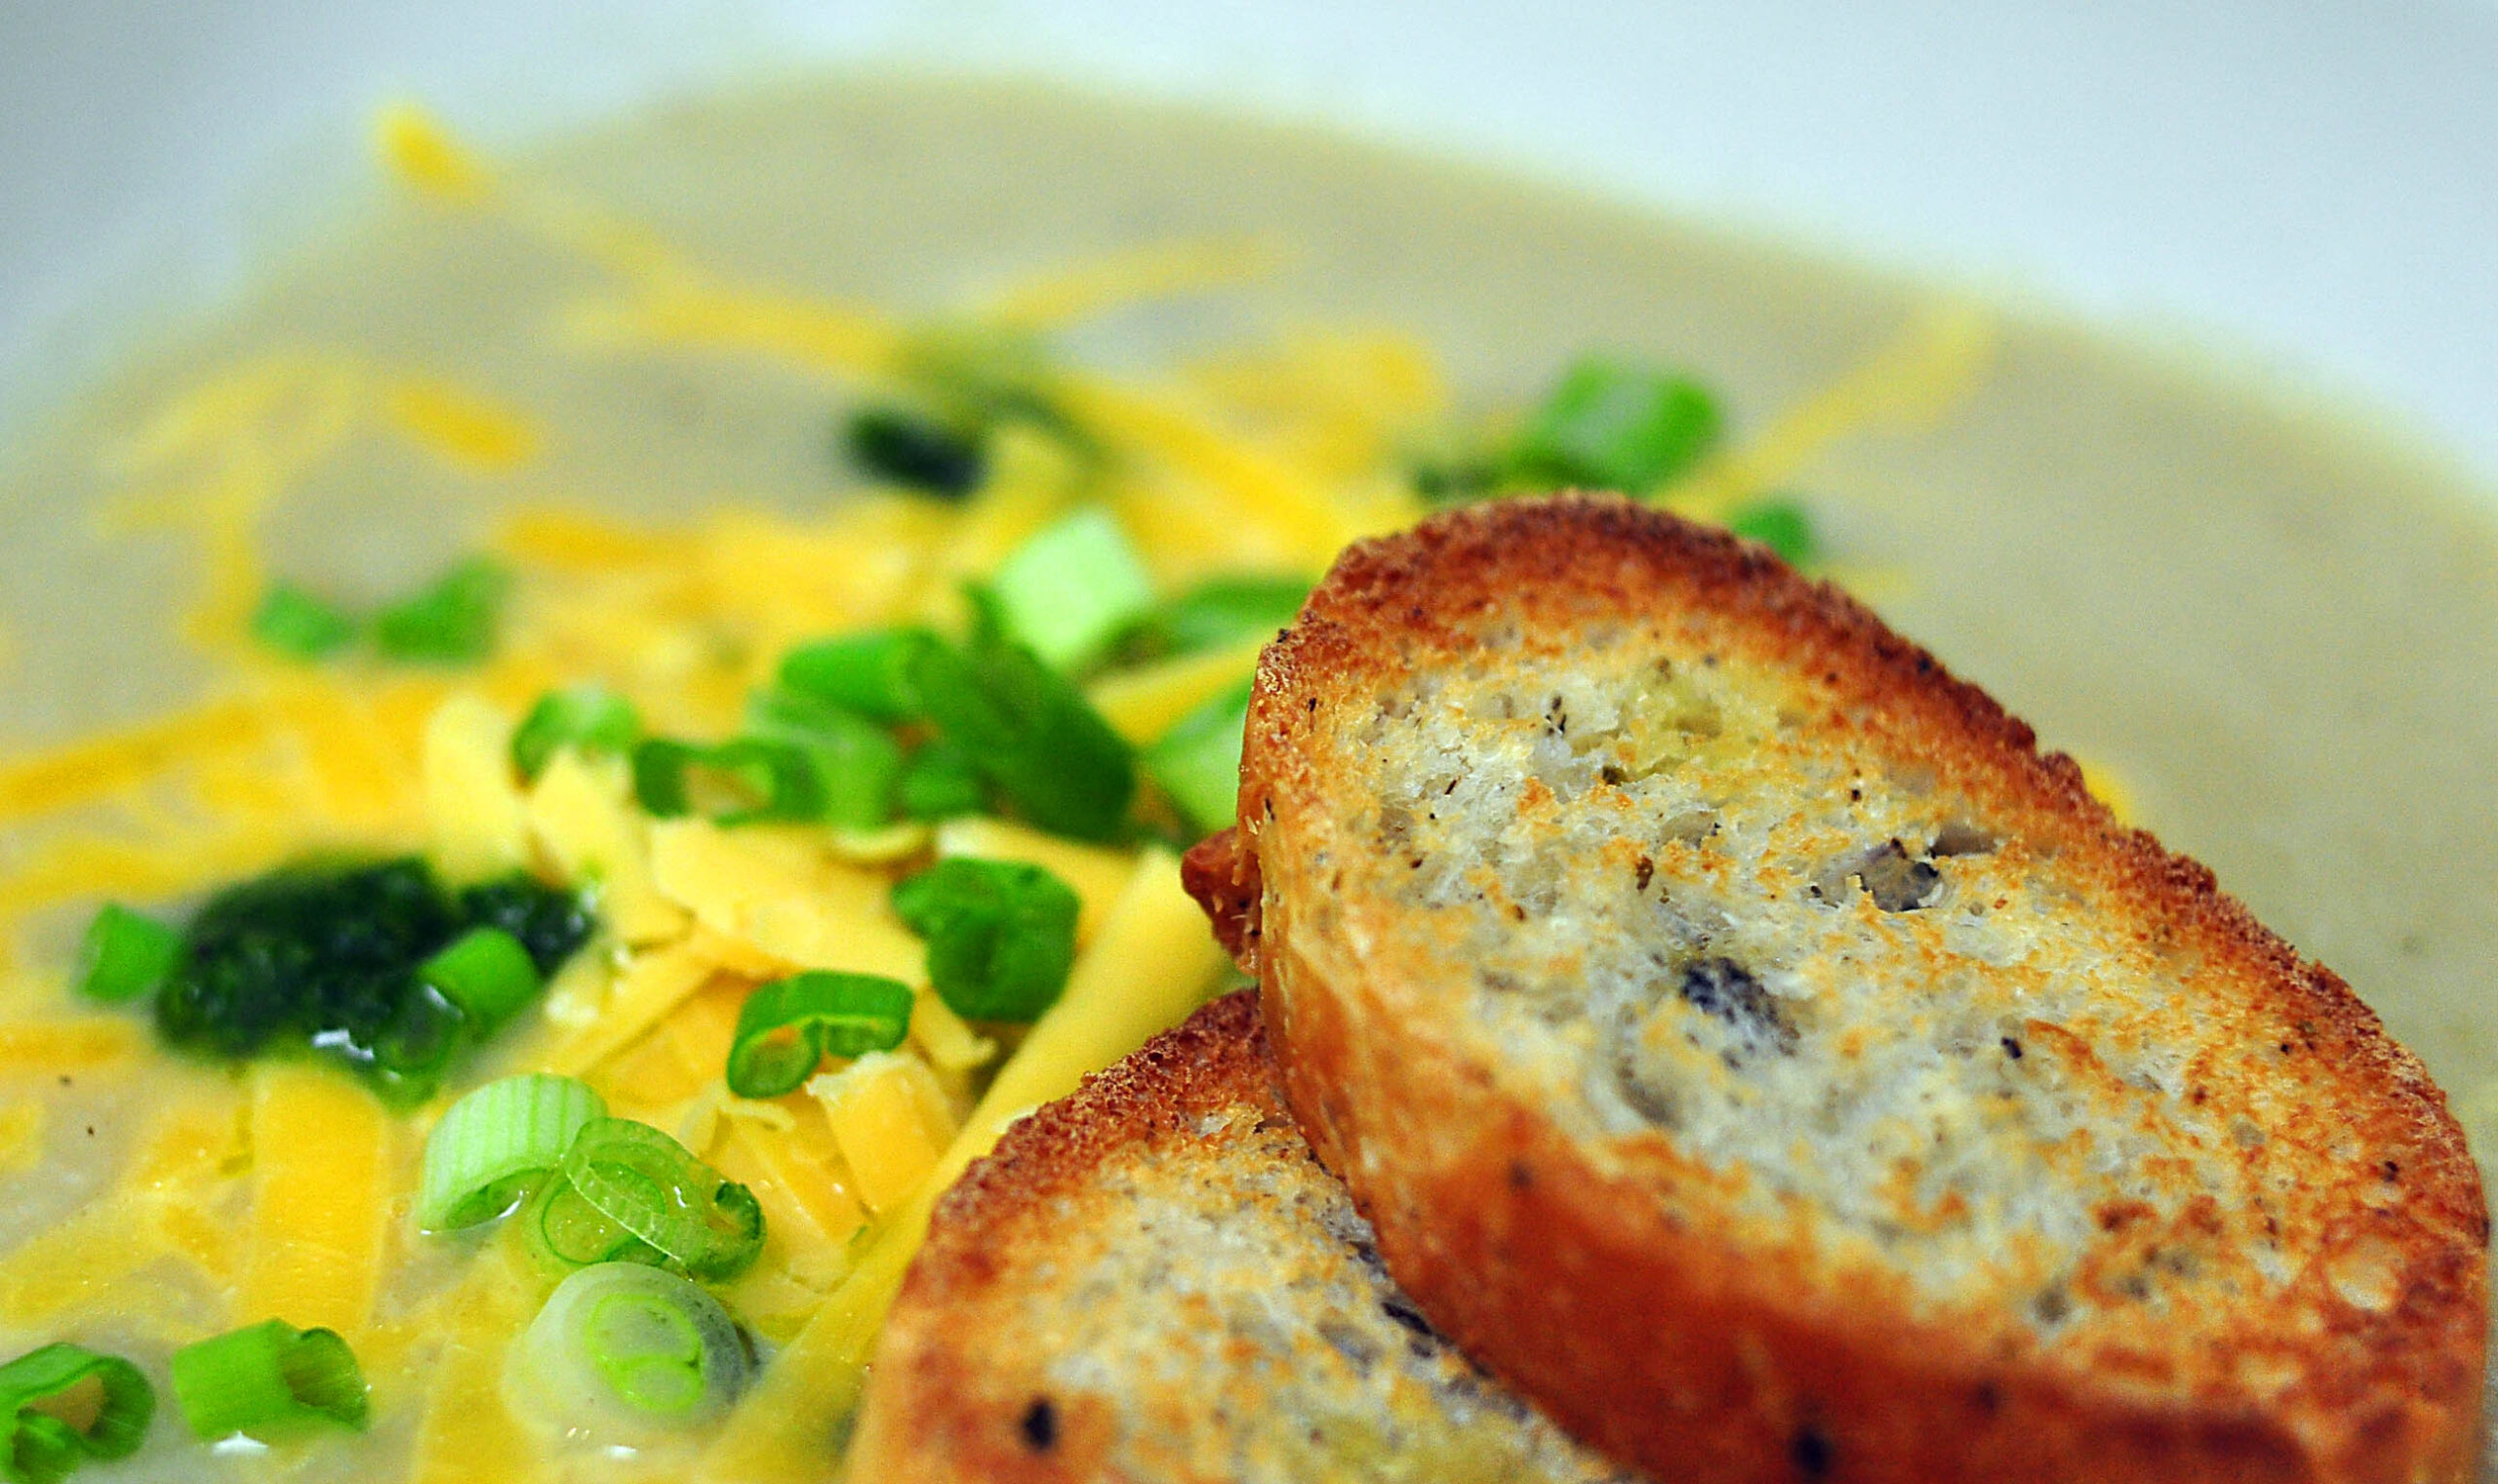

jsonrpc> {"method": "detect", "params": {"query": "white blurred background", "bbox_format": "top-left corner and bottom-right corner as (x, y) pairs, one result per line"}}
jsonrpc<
(3, 0), (2495, 484)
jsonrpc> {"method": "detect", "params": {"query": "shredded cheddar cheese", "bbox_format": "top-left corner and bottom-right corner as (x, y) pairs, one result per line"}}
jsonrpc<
(0, 1103), (39, 1176)
(240, 1063), (393, 1338)
(385, 380), (541, 470)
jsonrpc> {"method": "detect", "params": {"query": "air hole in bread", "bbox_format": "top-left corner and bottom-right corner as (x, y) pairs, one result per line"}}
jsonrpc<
(1808, 839), (1945, 910)
(1930, 821), (1997, 857)
(1317, 1316), (1383, 1372)
(1856, 840), (1944, 910)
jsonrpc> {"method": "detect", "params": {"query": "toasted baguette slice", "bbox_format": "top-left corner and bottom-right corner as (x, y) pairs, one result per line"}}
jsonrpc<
(1192, 494), (2487, 1483)
(849, 990), (1646, 1484)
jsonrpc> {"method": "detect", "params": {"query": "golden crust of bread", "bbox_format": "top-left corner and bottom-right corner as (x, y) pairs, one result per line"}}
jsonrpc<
(851, 990), (1646, 1484)
(1211, 493), (2488, 1484)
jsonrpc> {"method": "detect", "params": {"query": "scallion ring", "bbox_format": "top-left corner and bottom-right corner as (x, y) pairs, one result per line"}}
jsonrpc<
(0, 1343), (154, 1483)
(724, 972), (914, 1099)
(416, 927), (543, 1033)
(744, 689), (905, 829)
(776, 627), (942, 724)
(417, 1073), (607, 1232)
(559, 1118), (764, 1281)
(368, 557), (509, 664)
(631, 737), (826, 826)
(903, 628), (1135, 842)
(508, 1263), (749, 1445)
(529, 1178), (665, 1270)
(169, 1320), (366, 1439)
(74, 904), (181, 1006)
(890, 857), (1082, 1022)
(511, 684), (641, 781)
(987, 504), (1155, 670)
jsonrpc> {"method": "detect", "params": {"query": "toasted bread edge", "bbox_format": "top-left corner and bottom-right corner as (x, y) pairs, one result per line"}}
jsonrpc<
(1227, 494), (2488, 1484)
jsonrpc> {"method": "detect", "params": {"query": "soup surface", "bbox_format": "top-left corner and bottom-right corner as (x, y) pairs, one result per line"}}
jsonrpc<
(1, 74), (2494, 1481)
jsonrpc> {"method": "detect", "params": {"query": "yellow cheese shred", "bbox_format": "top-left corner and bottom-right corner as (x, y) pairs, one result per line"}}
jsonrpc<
(644, 818), (922, 981)
(540, 935), (718, 1079)
(147, 1200), (240, 1288)
(983, 234), (1287, 329)
(1665, 301), (1996, 521)
(386, 380), (540, 470)
(377, 102), (497, 206)
(1084, 633), (1267, 746)
(2073, 754), (2141, 826)
(0, 694), (272, 824)
(0, 827), (295, 922)
(495, 505), (688, 572)
(1061, 377), (1359, 569)
(107, 355), (362, 653)
(422, 693), (532, 883)
(697, 849), (1229, 1483)
(806, 1053), (948, 1214)
(526, 749), (688, 945)
(404, 1245), (541, 1484)
(238, 1063), (393, 1338)
(0, 1103), (40, 1176)
(711, 1116), (868, 1286)
(0, 1019), (139, 1073)
(0, 1199), (164, 1329)
(559, 282), (901, 380)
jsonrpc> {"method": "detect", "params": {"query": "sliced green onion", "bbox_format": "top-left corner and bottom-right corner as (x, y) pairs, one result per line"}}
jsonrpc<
(418, 1073), (607, 1232)
(988, 505), (1155, 671)
(1410, 454), (1507, 508)
(511, 685), (640, 781)
(1724, 497), (1819, 567)
(417, 927), (542, 1032)
(455, 874), (597, 979)
(907, 622), (1134, 842)
(1110, 575), (1310, 664)
(3, 1413), (76, 1484)
(898, 740), (986, 821)
(1510, 357), (1721, 493)
(169, 1321), (366, 1439)
(364, 986), (468, 1104)
(776, 627), (942, 724)
(74, 904), (181, 1005)
(890, 858), (1080, 1022)
(744, 689), (904, 829)
(530, 1178), (664, 1270)
(890, 322), (1088, 462)
(510, 1263), (749, 1445)
(1146, 678), (1252, 836)
(560, 1118), (764, 1281)
(370, 557), (509, 663)
(250, 582), (357, 662)
(844, 406), (986, 499)
(725, 973), (914, 1099)
(631, 738), (825, 826)
(0, 1343), (154, 1482)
